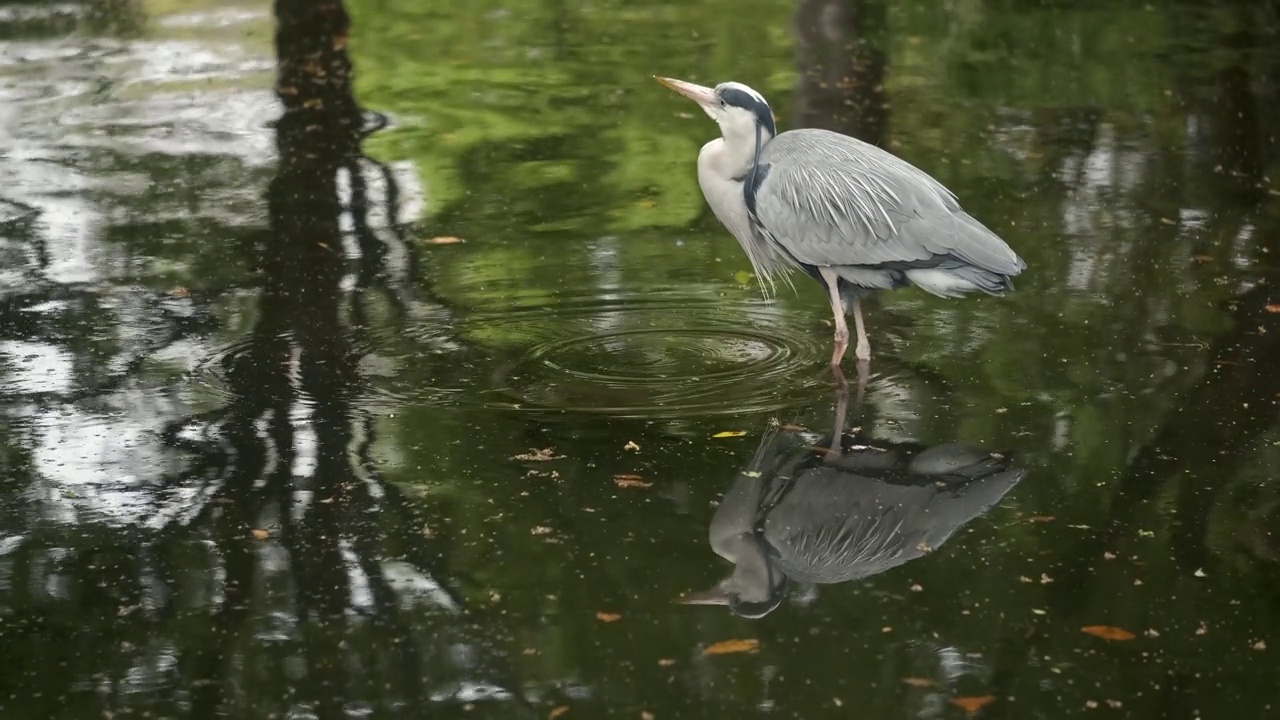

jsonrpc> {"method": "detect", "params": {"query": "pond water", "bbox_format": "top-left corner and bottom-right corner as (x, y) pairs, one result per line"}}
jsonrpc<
(2, 0), (1280, 717)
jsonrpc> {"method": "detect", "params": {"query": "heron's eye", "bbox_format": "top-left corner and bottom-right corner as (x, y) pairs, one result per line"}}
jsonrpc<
(719, 98), (726, 108)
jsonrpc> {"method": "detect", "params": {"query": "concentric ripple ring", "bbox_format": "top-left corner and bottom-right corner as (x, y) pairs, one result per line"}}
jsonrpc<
(482, 290), (832, 418)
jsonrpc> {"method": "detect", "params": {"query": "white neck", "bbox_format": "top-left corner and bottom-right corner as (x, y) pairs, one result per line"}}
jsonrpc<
(702, 124), (765, 179)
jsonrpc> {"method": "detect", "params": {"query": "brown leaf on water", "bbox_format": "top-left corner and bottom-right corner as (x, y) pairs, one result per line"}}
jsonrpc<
(168, 286), (190, 298)
(949, 695), (995, 715)
(549, 707), (569, 719)
(596, 612), (621, 623)
(1265, 303), (1280, 314)
(902, 677), (935, 688)
(250, 529), (269, 540)
(712, 430), (747, 438)
(702, 638), (759, 655)
(1081, 625), (1136, 641)
(613, 474), (652, 489)
(641, 712), (655, 720)
(425, 236), (465, 245)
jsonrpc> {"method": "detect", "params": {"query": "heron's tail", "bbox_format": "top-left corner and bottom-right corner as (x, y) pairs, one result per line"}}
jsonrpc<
(904, 264), (1017, 299)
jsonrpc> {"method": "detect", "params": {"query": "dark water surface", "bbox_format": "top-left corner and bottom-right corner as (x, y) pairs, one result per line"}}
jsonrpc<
(3, 0), (1280, 717)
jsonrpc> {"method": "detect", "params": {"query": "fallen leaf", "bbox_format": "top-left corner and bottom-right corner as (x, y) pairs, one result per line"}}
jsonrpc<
(902, 677), (935, 688)
(702, 638), (759, 655)
(549, 707), (568, 719)
(624, 441), (640, 452)
(512, 448), (563, 462)
(949, 695), (995, 714)
(712, 431), (747, 438)
(425, 236), (465, 245)
(657, 658), (676, 667)
(168, 286), (190, 298)
(596, 612), (621, 623)
(1081, 625), (1136, 641)
(641, 712), (654, 720)
(251, 529), (269, 540)
(1265, 304), (1280, 314)
(613, 474), (652, 489)
(1253, 639), (1267, 650)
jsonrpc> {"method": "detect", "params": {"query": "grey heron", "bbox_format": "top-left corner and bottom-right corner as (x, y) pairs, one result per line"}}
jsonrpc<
(679, 412), (1024, 618)
(656, 77), (1026, 368)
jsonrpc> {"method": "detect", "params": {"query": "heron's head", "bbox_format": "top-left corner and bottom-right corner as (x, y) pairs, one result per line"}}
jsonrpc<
(655, 77), (777, 144)
(677, 532), (789, 619)
(678, 575), (789, 619)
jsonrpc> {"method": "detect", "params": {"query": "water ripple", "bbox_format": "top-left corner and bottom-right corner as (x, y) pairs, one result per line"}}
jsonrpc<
(475, 289), (833, 418)
(189, 288), (837, 419)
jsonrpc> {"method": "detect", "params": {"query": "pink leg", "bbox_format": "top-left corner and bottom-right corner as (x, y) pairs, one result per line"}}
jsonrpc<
(852, 297), (871, 361)
(818, 268), (848, 368)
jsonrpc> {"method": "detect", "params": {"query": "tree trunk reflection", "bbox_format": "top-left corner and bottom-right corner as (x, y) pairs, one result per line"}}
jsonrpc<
(793, 0), (889, 146)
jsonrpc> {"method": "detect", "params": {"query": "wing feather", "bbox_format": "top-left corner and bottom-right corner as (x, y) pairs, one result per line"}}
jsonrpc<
(752, 129), (1025, 276)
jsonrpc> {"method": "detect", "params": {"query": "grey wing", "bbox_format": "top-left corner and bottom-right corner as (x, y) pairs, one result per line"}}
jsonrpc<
(751, 129), (1025, 278)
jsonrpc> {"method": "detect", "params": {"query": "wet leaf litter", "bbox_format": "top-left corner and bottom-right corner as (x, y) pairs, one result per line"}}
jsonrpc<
(1081, 625), (1137, 641)
(512, 447), (564, 462)
(950, 696), (996, 716)
(613, 474), (651, 488)
(701, 639), (759, 655)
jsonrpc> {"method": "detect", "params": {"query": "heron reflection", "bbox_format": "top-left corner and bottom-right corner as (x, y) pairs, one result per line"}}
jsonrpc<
(682, 396), (1025, 618)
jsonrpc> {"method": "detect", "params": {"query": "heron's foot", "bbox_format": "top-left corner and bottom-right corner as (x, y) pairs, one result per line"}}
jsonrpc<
(853, 338), (871, 362)
(831, 327), (849, 367)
